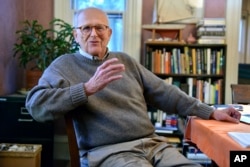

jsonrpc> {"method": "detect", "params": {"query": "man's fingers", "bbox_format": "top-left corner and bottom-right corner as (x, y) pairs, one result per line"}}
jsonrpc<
(85, 58), (125, 96)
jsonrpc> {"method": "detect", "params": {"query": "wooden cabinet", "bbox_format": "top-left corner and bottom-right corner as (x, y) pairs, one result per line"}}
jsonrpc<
(0, 94), (54, 167)
(144, 42), (227, 105)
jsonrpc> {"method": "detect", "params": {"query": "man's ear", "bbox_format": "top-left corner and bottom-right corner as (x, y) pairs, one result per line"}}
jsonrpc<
(108, 28), (112, 36)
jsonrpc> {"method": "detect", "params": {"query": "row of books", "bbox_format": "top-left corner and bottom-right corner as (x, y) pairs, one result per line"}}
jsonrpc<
(146, 46), (225, 75)
(165, 77), (223, 104)
(196, 18), (226, 44)
(147, 109), (179, 134)
(184, 144), (211, 165)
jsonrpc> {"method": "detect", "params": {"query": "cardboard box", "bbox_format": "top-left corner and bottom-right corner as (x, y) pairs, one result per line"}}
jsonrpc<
(0, 143), (42, 167)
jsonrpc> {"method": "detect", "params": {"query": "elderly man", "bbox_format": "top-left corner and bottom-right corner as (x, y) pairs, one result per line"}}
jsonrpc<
(26, 7), (241, 167)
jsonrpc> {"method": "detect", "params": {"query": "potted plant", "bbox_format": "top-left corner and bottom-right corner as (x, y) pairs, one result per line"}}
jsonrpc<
(13, 18), (78, 89)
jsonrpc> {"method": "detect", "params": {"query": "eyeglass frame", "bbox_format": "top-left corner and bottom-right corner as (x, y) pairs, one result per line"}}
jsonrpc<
(74, 24), (109, 36)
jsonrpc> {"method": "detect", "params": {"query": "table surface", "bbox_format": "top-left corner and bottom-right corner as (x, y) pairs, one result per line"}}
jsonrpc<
(185, 117), (250, 167)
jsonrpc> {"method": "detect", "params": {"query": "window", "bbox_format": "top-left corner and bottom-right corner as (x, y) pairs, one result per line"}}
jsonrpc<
(54, 0), (142, 62)
(238, 17), (246, 63)
(238, 0), (250, 64)
(238, 9), (250, 63)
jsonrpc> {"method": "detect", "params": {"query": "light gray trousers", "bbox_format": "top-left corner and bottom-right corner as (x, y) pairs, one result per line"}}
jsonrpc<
(80, 136), (202, 167)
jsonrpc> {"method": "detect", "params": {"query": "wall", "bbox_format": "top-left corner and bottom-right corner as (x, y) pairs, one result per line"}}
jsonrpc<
(204, 0), (225, 17)
(240, 0), (250, 63)
(0, 0), (53, 95)
(0, 0), (23, 95)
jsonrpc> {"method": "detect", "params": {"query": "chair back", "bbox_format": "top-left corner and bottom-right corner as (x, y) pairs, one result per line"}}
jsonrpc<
(64, 112), (80, 167)
(231, 84), (250, 104)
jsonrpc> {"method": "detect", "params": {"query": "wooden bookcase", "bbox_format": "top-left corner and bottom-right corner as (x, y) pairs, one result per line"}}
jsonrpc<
(144, 41), (227, 105)
(144, 41), (226, 160)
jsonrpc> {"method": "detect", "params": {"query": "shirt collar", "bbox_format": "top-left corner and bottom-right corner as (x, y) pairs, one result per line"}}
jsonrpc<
(79, 48), (109, 60)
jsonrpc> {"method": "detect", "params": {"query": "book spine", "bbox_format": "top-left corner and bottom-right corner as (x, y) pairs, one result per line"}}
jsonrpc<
(191, 48), (196, 75)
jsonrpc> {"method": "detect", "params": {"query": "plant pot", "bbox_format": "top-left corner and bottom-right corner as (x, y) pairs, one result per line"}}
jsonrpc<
(26, 70), (43, 90)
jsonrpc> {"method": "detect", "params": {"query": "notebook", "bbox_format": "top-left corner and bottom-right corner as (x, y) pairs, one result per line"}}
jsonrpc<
(240, 114), (250, 124)
(228, 132), (250, 148)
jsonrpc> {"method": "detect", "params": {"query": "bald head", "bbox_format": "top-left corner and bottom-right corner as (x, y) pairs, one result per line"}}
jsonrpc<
(74, 7), (109, 27)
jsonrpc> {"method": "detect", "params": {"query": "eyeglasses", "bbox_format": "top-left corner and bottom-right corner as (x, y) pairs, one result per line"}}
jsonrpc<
(75, 24), (109, 35)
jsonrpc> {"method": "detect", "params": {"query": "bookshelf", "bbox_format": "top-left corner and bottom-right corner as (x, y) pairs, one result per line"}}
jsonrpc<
(144, 41), (226, 163)
(144, 42), (227, 105)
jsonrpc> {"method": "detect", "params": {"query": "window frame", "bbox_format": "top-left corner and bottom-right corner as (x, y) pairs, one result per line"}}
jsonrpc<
(54, 0), (142, 62)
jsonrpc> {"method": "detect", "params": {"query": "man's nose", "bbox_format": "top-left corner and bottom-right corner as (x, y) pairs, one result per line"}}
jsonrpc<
(90, 27), (98, 36)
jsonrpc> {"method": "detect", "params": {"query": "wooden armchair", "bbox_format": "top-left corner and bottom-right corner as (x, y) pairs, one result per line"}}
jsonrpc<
(230, 84), (250, 104)
(64, 112), (80, 167)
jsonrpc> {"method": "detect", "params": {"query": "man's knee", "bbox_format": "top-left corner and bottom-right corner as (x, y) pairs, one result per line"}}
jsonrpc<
(100, 152), (153, 167)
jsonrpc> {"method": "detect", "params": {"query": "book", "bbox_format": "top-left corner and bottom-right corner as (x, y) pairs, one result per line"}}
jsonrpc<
(197, 38), (226, 44)
(228, 132), (250, 148)
(191, 48), (196, 74)
(186, 152), (210, 160)
(145, 46), (152, 70)
(198, 35), (226, 39)
(196, 49), (202, 74)
(180, 83), (189, 95)
(197, 27), (225, 37)
(165, 51), (171, 74)
(206, 48), (211, 75)
(164, 77), (173, 84)
(154, 50), (161, 73)
(240, 114), (250, 124)
(197, 18), (226, 27)
(155, 129), (173, 134)
(187, 77), (193, 97)
(155, 126), (178, 132)
(172, 48), (178, 74)
(184, 46), (190, 74)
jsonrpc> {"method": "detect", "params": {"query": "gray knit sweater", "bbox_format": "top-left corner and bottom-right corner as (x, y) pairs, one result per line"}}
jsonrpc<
(26, 52), (214, 155)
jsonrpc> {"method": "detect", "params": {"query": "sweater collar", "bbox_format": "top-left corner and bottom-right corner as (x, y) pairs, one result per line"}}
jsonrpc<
(79, 48), (109, 60)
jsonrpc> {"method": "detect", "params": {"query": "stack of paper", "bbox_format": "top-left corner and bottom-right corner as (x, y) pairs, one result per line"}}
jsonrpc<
(240, 114), (250, 124)
(228, 132), (250, 148)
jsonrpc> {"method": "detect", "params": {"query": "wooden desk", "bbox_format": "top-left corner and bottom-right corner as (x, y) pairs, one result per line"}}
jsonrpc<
(185, 117), (250, 167)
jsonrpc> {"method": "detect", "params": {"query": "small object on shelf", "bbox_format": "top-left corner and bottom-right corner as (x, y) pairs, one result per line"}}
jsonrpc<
(17, 88), (29, 95)
(142, 24), (186, 43)
(187, 33), (196, 44)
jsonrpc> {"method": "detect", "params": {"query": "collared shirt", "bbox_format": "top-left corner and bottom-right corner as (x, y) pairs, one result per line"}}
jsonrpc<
(79, 48), (109, 60)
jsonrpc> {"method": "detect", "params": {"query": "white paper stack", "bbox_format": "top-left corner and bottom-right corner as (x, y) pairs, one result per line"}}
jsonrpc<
(228, 132), (250, 148)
